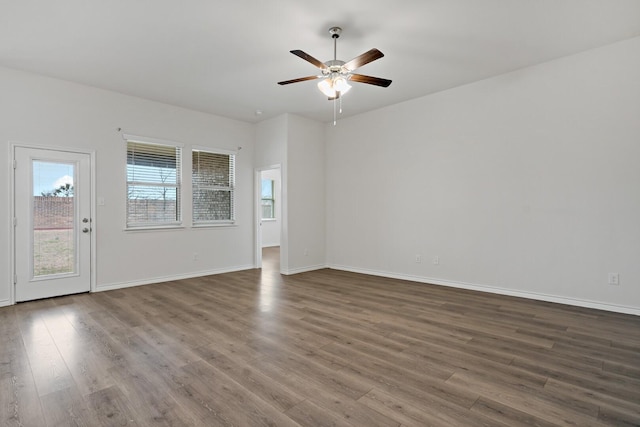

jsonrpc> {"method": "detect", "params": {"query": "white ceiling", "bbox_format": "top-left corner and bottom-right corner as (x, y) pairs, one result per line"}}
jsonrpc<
(2, 1), (639, 124)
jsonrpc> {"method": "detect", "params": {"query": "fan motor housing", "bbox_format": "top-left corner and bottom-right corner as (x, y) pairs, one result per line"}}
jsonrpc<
(323, 59), (346, 74)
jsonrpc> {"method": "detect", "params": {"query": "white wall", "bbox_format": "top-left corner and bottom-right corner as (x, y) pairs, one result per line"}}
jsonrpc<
(326, 37), (640, 314)
(254, 113), (326, 274)
(261, 168), (281, 247)
(286, 114), (326, 273)
(1, 66), (255, 305)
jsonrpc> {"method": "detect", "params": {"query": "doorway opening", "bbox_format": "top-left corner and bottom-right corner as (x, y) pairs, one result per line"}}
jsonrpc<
(255, 165), (282, 270)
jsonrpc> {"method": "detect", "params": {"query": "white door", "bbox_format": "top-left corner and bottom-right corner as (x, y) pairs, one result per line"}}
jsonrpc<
(14, 147), (92, 301)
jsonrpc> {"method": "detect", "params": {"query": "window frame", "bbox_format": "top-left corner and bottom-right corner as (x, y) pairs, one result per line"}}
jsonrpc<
(123, 134), (183, 230)
(261, 178), (276, 220)
(191, 146), (237, 227)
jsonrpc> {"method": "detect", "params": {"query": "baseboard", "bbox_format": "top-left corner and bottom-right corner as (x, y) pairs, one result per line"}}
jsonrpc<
(281, 264), (327, 275)
(328, 264), (640, 316)
(0, 298), (11, 308)
(95, 264), (255, 293)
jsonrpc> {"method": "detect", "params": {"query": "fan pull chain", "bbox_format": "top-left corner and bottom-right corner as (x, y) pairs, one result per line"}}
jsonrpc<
(332, 93), (344, 125)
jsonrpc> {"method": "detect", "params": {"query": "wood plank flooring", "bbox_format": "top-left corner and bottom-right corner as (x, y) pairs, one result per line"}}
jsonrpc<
(1, 247), (639, 426)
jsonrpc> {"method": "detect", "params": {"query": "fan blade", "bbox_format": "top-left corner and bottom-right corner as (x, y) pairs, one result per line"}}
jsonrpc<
(278, 75), (320, 85)
(350, 74), (392, 87)
(290, 50), (328, 70)
(343, 48), (384, 71)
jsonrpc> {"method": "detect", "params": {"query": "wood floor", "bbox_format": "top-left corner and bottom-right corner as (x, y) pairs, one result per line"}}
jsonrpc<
(1, 247), (639, 426)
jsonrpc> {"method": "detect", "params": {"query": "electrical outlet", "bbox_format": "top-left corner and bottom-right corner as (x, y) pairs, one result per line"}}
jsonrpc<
(304, 249), (309, 256)
(608, 273), (619, 285)
(193, 252), (199, 261)
(433, 256), (439, 265)
(415, 254), (422, 263)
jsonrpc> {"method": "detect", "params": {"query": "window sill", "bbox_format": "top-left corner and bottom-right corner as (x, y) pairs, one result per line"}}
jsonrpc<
(124, 225), (185, 232)
(192, 222), (238, 229)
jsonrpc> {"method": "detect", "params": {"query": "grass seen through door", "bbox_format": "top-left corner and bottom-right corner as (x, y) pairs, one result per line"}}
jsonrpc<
(33, 229), (74, 276)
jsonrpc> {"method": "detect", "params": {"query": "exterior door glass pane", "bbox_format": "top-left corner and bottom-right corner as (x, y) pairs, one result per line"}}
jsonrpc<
(32, 160), (76, 277)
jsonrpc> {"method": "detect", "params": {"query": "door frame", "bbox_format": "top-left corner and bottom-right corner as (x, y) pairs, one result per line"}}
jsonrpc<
(254, 164), (281, 269)
(9, 142), (97, 305)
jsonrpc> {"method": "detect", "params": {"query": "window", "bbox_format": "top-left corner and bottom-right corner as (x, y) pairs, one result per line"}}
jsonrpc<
(192, 149), (235, 225)
(261, 179), (275, 219)
(126, 138), (182, 228)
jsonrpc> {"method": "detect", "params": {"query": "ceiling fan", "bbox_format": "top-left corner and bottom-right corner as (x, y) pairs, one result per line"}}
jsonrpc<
(278, 26), (391, 122)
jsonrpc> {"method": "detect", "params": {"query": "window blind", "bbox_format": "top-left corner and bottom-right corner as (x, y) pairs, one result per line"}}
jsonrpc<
(192, 150), (235, 224)
(126, 140), (181, 227)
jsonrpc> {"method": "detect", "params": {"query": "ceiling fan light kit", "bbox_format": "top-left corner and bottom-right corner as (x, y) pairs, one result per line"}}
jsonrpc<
(317, 76), (351, 98)
(278, 26), (391, 125)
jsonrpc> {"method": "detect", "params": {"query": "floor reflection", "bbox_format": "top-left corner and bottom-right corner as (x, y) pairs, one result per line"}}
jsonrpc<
(20, 304), (81, 397)
(259, 246), (281, 313)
